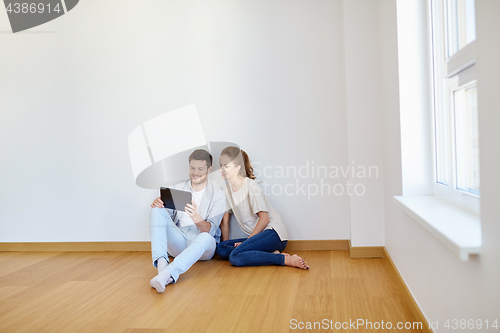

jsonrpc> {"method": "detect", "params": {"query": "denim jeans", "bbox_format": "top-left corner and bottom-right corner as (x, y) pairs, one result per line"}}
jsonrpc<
(216, 229), (288, 267)
(150, 207), (216, 282)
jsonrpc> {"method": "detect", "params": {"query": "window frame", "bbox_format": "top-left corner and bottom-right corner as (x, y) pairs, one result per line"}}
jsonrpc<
(429, 0), (480, 215)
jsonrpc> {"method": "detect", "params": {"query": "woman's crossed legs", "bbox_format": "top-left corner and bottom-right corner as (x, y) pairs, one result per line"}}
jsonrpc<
(216, 229), (308, 269)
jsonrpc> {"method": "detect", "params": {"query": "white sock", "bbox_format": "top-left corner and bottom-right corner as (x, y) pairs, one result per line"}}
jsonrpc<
(149, 269), (173, 294)
(157, 257), (169, 273)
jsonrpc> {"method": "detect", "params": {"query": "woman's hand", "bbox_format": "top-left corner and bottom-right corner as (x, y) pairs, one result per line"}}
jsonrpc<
(151, 197), (164, 208)
(248, 211), (270, 237)
(234, 242), (242, 247)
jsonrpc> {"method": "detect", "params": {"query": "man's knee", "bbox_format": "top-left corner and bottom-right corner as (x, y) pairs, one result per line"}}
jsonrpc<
(150, 207), (169, 226)
(150, 207), (163, 218)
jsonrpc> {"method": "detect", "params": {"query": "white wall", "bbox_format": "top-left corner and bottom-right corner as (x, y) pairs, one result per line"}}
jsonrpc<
(342, 0), (385, 247)
(0, 0), (350, 242)
(381, 0), (500, 330)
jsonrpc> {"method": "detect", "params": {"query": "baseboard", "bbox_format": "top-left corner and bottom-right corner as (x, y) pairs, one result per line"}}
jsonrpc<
(348, 240), (384, 258)
(0, 241), (151, 252)
(0, 241), (394, 261)
(383, 247), (432, 333)
(0, 240), (349, 252)
(285, 239), (349, 251)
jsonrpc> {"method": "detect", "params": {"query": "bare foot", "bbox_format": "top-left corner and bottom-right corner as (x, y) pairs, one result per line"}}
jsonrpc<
(273, 250), (290, 256)
(284, 254), (309, 270)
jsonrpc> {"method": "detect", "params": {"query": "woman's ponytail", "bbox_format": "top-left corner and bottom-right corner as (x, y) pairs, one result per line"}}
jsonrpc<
(240, 150), (256, 180)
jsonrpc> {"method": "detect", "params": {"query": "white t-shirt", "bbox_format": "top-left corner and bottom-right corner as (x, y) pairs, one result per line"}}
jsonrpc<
(177, 187), (206, 228)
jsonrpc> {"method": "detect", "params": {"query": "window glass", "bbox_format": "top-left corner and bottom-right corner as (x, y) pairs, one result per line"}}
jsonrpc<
(446, 0), (476, 57)
(454, 84), (480, 194)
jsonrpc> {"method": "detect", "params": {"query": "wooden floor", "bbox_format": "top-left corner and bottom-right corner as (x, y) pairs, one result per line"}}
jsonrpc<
(0, 250), (423, 333)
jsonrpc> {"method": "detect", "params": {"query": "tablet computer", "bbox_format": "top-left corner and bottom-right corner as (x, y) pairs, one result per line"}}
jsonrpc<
(160, 187), (192, 212)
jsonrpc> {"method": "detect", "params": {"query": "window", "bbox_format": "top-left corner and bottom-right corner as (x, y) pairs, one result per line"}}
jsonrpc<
(393, 0), (482, 261)
(430, 0), (479, 214)
(446, 0), (476, 57)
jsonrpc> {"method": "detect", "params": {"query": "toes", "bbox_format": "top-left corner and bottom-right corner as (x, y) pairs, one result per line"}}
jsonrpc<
(297, 256), (309, 270)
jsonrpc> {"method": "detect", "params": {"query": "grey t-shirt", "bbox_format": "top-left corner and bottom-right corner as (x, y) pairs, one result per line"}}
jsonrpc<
(224, 177), (288, 241)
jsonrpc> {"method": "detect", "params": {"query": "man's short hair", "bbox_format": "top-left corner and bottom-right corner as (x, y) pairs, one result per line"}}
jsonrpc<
(189, 149), (212, 168)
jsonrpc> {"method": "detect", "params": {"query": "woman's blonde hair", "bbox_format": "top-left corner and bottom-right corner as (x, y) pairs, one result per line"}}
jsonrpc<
(220, 146), (256, 180)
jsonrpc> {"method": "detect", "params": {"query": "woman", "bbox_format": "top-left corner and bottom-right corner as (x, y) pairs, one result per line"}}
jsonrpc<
(216, 146), (309, 269)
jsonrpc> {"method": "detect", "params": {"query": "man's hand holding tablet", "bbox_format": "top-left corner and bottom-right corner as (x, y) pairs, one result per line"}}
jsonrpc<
(151, 196), (165, 208)
(185, 200), (203, 223)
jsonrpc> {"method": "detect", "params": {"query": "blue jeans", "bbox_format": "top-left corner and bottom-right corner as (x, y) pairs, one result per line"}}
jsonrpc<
(216, 229), (288, 267)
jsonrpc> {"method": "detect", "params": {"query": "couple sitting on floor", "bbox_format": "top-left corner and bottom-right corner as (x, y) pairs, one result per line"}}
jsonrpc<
(149, 147), (309, 293)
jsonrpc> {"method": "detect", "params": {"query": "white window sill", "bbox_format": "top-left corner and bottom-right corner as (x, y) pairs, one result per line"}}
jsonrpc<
(393, 196), (481, 261)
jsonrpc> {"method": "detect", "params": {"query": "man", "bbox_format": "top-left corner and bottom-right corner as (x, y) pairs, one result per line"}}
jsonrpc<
(149, 149), (226, 293)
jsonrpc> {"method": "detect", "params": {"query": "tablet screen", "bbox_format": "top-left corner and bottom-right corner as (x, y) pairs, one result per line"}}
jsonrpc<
(160, 187), (192, 212)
